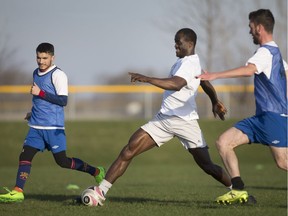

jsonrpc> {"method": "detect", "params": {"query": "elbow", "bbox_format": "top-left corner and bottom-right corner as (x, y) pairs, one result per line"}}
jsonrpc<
(173, 86), (183, 91)
(60, 96), (68, 106)
(248, 70), (255, 76)
(244, 71), (254, 77)
(172, 83), (185, 91)
(59, 101), (67, 107)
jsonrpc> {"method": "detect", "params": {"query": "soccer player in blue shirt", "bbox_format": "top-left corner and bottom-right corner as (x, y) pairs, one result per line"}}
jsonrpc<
(0, 43), (105, 203)
(197, 9), (288, 204)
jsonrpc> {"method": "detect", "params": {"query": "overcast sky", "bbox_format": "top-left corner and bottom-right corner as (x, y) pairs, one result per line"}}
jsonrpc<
(0, 0), (287, 85)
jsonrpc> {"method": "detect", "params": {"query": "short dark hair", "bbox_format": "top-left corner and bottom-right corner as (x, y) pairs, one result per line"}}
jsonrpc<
(249, 9), (275, 33)
(36, 43), (54, 55)
(176, 28), (197, 46)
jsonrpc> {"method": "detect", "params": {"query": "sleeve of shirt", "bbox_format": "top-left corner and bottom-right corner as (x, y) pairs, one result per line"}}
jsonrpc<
(246, 47), (271, 75)
(174, 58), (195, 84)
(52, 70), (68, 96)
(283, 60), (288, 70)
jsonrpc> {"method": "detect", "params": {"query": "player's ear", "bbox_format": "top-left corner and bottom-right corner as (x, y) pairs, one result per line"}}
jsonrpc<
(189, 41), (195, 49)
(260, 24), (267, 33)
(256, 24), (262, 33)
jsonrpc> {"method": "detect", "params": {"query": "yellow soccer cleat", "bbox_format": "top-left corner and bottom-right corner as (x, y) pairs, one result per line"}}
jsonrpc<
(216, 189), (248, 205)
(0, 187), (24, 203)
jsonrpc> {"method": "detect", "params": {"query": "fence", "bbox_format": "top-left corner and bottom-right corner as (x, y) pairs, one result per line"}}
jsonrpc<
(0, 85), (255, 120)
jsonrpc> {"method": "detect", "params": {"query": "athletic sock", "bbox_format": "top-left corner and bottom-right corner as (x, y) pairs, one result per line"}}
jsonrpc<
(13, 186), (23, 193)
(71, 157), (96, 176)
(99, 179), (112, 196)
(15, 161), (32, 191)
(93, 167), (101, 177)
(231, 176), (245, 190)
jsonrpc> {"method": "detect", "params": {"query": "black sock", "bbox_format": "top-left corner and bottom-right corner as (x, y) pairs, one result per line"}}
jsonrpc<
(71, 157), (96, 176)
(231, 176), (245, 190)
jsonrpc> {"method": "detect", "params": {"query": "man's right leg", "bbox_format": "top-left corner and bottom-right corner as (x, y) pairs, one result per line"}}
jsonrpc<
(53, 151), (105, 185)
(189, 147), (231, 187)
(270, 146), (288, 171)
(0, 145), (38, 202)
(214, 127), (250, 204)
(97, 128), (157, 203)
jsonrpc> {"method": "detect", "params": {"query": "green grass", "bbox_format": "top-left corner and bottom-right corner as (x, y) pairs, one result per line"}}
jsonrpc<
(0, 120), (286, 216)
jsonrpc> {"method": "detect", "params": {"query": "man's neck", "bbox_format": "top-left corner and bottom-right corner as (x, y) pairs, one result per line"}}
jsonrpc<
(260, 34), (273, 45)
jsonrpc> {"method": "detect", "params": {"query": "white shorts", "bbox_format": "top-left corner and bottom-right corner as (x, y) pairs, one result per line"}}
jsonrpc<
(141, 112), (207, 149)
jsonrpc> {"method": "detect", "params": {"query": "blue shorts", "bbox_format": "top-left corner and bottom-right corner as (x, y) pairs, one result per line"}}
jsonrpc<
(235, 112), (287, 147)
(24, 128), (67, 153)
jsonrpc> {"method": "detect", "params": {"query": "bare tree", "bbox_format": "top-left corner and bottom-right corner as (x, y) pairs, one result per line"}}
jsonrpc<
(156, 0), (245, 71)
(152, 0), (287, 118)
(0, 34), (31, 118)
(156, 0), (286, 74)
(0, 34), (30, 85)
(274, 0), (287, 59)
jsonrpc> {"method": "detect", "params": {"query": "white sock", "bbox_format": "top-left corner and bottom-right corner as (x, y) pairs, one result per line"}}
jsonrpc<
(227, 185), (232, 190)
(99, 179), (112, 196)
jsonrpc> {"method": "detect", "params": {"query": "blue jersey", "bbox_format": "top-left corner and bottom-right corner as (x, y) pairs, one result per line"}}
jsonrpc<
(29, 67), (65, 127)
(254, 45), (287, 115)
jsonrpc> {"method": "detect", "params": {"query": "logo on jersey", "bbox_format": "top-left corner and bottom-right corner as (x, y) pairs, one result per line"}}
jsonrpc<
(52, 145), (59, 149)
(271, 140), (280, 145)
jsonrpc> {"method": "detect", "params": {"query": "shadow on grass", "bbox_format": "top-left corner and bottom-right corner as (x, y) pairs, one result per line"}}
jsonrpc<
(216, 185), (287, 191)
(108, 196), (260, 209)
(27, 194), (216, 208)
(248, 185), (287, 191)
(27, 194), (77, 202)
(109, 196), (190, 206)
(27, 194), (193, 206)
(25, 194), (263, 208)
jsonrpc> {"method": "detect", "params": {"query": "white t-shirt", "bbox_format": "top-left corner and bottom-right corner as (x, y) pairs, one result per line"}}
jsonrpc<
(37, 65), (68, 96)
(247, 41), (288, 78)
(160, 54), (201, 120)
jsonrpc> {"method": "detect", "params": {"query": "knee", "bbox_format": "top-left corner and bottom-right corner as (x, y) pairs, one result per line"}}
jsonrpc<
(215, 135), (233, 154)
(120, 145), (136, 161)
(19, 146), (38, 161)
(54, 156), (71, 168)
(215, 136), (225, 152)
(19, 151), (30, 162)
(276, 160), (288, 171)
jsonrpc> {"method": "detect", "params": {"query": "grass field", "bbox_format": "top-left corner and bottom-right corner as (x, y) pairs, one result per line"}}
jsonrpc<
(0, 120), (287, 216)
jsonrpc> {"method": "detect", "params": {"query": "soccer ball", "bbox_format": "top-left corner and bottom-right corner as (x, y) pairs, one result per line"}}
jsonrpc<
(81, 186), (99, 206)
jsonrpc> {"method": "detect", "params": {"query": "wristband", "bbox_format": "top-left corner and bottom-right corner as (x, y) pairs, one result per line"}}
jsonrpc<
(39, 90), (46, 98)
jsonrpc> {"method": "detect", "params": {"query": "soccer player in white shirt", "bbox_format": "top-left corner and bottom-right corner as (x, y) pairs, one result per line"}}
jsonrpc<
(197, 9), (288, 205)
(94, 28), (231, 206)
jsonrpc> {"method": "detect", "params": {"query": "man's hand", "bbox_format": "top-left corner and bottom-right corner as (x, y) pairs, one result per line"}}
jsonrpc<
(129, 72), (149, 83)
(24, 112), (31, 120)
(30, 82), (41, 95)
(212, 100), (227, 120)
(196, 70), (217, 81)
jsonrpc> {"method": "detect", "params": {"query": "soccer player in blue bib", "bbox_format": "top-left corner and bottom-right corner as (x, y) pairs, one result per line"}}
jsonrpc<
(197, 9), (288, 204)
(0, 43), (105, 203)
